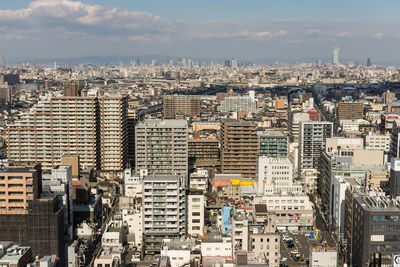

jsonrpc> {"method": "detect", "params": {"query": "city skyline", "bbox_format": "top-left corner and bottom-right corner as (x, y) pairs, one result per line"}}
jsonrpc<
(1, 0), (400, 65)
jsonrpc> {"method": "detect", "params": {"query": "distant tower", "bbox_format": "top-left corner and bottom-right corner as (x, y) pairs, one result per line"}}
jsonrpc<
(367, 58), (372, 67)
(332, 47), (340, 65)
(224, 60), (232, 68)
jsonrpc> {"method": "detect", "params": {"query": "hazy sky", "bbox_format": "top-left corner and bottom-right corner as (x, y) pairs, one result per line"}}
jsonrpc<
(1, 0), (400, 64)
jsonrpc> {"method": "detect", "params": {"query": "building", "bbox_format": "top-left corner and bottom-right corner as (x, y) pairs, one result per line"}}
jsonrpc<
(0, 84), (11, 105)
(364, 132), (391, 152)
(187, 191), (204, 237)
(217, 96), (258, 114)
(62, 81), (84, 97)
(257, 130), (288, 158)
(335, 102), (364, 121)
(391, 119), (400, 159)
(0, 165), (41, 214)
(7, 97), (100, 170)
(0, 74), (19, 85)
(257, 157), (301, 195)
(0, 243), (33, 267)
(351, 194), (400, 266)
(390, 158), (400, 198)
(298, 121), (333, 174)
(135, 119), (188, 180)
(309, 247), (337, 267)
(142, 176), (186, 253)
(188, 138), (220, 167)
(332, 47), (339, 65)
(189, 168), (209, 192)
(220, 120), (258, 179)
(163, 95), (201, 119)
(288, 112), (309, 142)
(99, 96), (128, 170)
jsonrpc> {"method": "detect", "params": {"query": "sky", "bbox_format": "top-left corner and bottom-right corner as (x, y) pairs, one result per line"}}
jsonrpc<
(1, 0), (400, 64)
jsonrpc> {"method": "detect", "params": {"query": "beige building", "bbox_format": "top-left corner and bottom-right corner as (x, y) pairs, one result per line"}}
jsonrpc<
(0, 165), (40, 214)
(7, 96), (128, 171)
(220, 120), (258, 179)
(163, 95), (201, 119)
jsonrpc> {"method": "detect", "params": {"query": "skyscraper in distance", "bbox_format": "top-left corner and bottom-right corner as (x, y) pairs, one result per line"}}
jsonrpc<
(332, 47), (339, 65)
(367, 57), (372, 67)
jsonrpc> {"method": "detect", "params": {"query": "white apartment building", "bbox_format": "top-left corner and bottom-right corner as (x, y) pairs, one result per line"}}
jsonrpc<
(189, 168), (208, 192)
(187, 193), (204, 236)
(123, 167), (142, 198)
(365, 132), (391, 152)
(135, 119), (188, 180)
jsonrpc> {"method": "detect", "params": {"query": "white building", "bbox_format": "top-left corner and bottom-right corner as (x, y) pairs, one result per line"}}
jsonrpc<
(189, 168), (208, 192)
(123, 167), (142, 198)
(257, 157), (302, 195)
(330, 176), (349, 235)
(309, 247), (337, 267)
(161, 241), (198, 267)
(187, 193), (205, 236)
(122, 207), (143, 247)
(232, 212), (249, 252)
(365, 132), (391, 152)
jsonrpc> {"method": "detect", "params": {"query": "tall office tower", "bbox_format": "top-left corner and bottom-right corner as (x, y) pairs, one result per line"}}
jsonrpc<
(257, 130), (288, 158)
(135, 119), (188, 179)
(7, 97), (101, 170)
(99, 96), (128, 170)
(367, 57), (372, 67)
(220, 119), (258, 179)
(335, 102), (364, 121)
(0, 165), (65, 264)
(142, 176), (186, 253)
(163, 95), (201, 119)
(62, 81), (84, 97)
(332, 47), (339, 65)
(0, 84), (11, 105)
(298, 121), (333, 175)
(0, 74), (19, 85)
(217, 95), (258, 114)
(224, 59), (232, 68)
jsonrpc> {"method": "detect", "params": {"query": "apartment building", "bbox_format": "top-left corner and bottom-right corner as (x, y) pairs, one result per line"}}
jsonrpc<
(220, 120), (258, 179)
(0, 165), (41, 215)
(7, 96), (128, 171)
(298, 121), (333, 174)
(217, 96), (258, 114)
(257, 130), (288, 158)
(336, 102), (364, 121)
(135, 119), (188, 179)
(99, 96), (128, 170)
(163, 95), (201, 119)
(142, 176), (186, 253)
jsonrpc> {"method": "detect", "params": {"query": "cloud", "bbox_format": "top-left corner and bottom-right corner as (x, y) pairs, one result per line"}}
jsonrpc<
(335, 31), (351, 37)
(373, 32), (384, 39)
(306, 29), (320, 35)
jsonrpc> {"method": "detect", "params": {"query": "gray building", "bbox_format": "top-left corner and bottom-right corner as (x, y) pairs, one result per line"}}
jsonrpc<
(142, 176), (186, 253)
(298, 121), (333, 175)
(217, 96), (258, 114)
(351, 194), (400, 266)
(135, 119), (188, 181)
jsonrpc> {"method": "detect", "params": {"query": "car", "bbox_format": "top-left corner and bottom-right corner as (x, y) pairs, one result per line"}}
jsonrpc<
(290, 249), (299, 254)
(287, 243), (295, 248)
(281, 258), (287, 262)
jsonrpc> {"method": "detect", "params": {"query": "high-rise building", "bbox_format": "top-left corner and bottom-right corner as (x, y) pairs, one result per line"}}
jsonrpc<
(99, 96), (128, 170)
(62, 81), (84, 97)
(220, 119), (258, 179)
(390, 158), (400, 198)
(335, 102), (364, 121)
(142, 176), (186, 253)
(135, 119), (188, 179)
(257, 130), (288, 158)
(332, 47), (339, 65)
(0, 84), (11, 105)
(8, 97), (101, 170)
(298, 121), (333, 174)
(367, 57), (372, 67)
(163, 95), (201, 119)
(7, 96), (128, 171)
